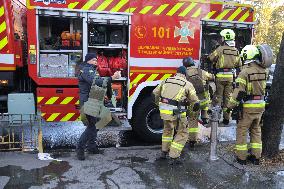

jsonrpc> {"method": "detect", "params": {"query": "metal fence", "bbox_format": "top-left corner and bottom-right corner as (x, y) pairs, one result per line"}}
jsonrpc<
(0, 113), (43, 152)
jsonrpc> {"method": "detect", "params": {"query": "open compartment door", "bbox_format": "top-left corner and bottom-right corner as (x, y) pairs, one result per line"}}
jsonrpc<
(200, 20), (254, 72)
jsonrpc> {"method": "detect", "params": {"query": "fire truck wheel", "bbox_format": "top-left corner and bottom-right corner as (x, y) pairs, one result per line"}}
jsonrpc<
(132, 96), (163, 143)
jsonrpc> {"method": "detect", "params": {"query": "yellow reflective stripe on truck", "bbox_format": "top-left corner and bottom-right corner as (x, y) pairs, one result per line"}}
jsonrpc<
(0, 36), (8, 50)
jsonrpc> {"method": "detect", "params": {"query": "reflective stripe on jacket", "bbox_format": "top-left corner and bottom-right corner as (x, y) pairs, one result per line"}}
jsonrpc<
(152, 73), (199, 121)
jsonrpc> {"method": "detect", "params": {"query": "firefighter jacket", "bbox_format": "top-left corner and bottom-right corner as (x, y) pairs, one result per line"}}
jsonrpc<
(78, 62), (112, 107)
(186, 67), (214, 109)
(186, 67), (214, 92)
(228, 62), (268, 113)
(209, 45), (241, 82)
(152, 73), (199, 121)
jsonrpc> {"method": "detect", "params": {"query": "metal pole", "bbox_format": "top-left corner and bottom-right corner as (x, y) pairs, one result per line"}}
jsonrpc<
(209, 106), (221, 161)
(38, 114), (43, 153)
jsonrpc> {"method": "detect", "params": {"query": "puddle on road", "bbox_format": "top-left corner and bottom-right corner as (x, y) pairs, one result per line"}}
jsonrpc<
(0, 161), (77, 189)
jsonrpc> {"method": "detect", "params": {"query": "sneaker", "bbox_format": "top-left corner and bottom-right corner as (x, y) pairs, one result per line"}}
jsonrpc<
(236, 157), (247, 165)
(188, 141), (196, 150)
(87, 147), (101, 154)
(76, 149), (85, 161)
(222, 119), (229, 125)
(247, 155), (260, 165)
(169, 157), (183, 165)
(157, 151), (168, 160)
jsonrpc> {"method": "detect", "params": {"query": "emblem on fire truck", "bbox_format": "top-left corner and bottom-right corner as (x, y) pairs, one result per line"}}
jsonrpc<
(174, 21), (195, 44)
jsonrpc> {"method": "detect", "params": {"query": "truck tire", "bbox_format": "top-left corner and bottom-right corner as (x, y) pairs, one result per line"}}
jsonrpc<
(132, 96), (163, 143)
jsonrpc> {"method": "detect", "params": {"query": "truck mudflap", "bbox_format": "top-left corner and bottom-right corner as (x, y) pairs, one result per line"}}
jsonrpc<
(37, 88), (80, 122)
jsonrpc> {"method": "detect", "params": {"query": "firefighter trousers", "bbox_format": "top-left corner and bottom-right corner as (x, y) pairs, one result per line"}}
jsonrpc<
(162, 118), (189, 159)
(188, 110), (200, 142)
(199, 90), (211, 120)
(213, 80), (233, 120)
(236, 110), (263, 160)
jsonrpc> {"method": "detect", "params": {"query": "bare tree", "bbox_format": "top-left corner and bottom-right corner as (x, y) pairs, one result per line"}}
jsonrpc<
(262, 33), (284, 158)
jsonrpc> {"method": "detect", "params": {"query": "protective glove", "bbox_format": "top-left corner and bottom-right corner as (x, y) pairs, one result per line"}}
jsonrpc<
(192, 102), (200, 112)
(226, 108), (232, 113)
(207, 109), (212, 114)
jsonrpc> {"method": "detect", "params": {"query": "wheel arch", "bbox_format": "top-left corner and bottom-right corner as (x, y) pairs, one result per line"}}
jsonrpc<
(128, 81), (160, 119)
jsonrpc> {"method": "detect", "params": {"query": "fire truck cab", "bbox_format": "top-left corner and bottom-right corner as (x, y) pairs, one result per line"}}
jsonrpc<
(0, 0), (255, 142)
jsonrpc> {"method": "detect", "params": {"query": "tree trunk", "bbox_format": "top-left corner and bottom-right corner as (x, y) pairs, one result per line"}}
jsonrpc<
(262, 33), (284, 158)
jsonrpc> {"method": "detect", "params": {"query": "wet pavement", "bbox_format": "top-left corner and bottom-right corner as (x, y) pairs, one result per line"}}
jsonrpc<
(1, 143), (284, 189)
(2, 119), (284, 188)
(0, 161), (75, 189)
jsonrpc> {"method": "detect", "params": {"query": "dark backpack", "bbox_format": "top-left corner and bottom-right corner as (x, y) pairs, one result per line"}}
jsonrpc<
(186, 68), (205, 94)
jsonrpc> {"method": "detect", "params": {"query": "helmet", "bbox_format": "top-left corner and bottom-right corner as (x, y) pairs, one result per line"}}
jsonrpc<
(177, 66), (187, 76)
(241, 45), (260, 61)
(182, 57), (195, 67)
(257, 44), (273, 68)
(220, 29), (235, 41)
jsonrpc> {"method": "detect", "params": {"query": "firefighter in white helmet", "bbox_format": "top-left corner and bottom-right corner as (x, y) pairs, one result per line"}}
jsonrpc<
(227, 44), (271, 165)
(209, 29), (242, 125)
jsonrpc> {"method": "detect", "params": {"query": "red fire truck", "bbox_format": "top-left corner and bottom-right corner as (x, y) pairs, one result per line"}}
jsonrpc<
(0, 0), (255, 141)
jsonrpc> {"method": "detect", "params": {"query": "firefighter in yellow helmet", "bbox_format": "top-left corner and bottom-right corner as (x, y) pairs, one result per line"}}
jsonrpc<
(152, 66), (200, 165)
(227, 45), (270, 165)
(182, 57), (214, 149)
(209, 29), (242, 125)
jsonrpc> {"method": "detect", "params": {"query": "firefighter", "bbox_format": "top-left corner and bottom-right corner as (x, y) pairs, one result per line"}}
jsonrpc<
(183, 57), (214, 148)
(152, 66), (200, 165)
(227, 45), (270, 165)
(209, 29), (242, 125)
(76, 53), (120, 160)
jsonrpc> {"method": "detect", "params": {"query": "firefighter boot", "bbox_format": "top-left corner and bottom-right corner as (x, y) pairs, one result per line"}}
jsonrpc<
(157, 151), (168, 160)
(87, 147), (101, 154)
(236, 157), (247, 165)
(76, 149), (85, 161)
(247, 155), (260, 165)
(188, 141), (196, 150)
(222, 119), (230, 125)
(169, 157), (183, 165)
